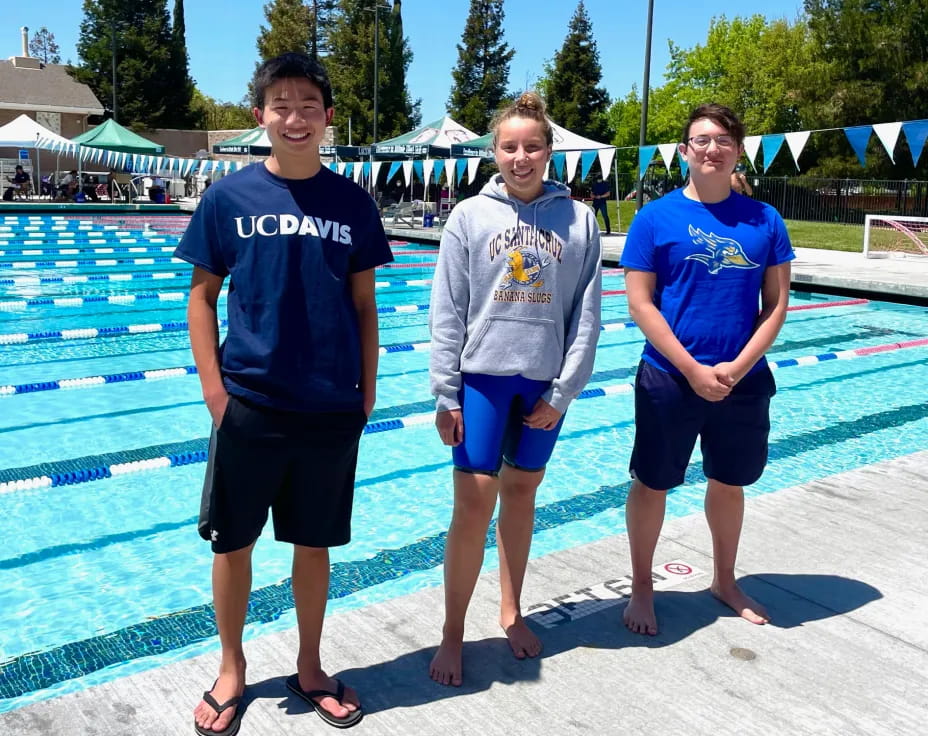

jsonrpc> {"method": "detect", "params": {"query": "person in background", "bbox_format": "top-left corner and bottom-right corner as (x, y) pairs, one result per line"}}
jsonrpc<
(731, 162), (753, 196)
(590, 176), (611, 234)
(2, 165), (30, 201)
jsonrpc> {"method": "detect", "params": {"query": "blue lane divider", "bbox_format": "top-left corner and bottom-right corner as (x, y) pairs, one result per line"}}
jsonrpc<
(3, 256), (182, 269)
(0, 245), (176, 257)
(0, 289), (218, 311)
(0, 271), (189, 286)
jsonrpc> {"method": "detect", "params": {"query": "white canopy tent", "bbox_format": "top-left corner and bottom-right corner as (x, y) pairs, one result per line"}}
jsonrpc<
(0, 114), (74, 195)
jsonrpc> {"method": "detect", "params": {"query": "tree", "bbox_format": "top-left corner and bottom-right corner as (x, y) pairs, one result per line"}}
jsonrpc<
(326, 1), (419, 143)
(447, 0), (515, 134)
(29, 27), (61, 64)
(191, 89), (256, 130)
(166, 0), (198, 128)
(71, 1), (193, 129)
(546, 1), (611, 141)
(308, 0), (339, 59)
(256, 0), (314, 60)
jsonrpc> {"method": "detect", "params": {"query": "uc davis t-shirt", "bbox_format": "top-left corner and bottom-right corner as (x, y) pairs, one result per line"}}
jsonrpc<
(175, 163), (393, 411)
(621, 188), (794, 375)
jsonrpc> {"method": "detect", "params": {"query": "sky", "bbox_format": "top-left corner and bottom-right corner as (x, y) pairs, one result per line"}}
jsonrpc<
(6, 1), (805, 131)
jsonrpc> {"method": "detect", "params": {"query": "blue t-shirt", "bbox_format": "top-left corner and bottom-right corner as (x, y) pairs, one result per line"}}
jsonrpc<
(175, 162), (393, 412)
(621, 188), (794, 375)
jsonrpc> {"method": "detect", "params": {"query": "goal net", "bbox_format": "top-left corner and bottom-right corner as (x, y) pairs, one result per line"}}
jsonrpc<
(863, 214), (928, 258)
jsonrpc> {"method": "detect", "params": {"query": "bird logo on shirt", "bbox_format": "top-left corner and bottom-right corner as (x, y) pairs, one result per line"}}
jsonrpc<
(684, 225), (759, 274)
(500, 248), (546, 288)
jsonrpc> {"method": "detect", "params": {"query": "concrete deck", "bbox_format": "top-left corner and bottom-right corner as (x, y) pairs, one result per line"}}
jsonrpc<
(3, 452), (926, 734)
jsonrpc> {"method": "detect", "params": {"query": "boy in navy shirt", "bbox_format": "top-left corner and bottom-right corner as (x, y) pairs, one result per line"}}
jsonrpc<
(620, 103), (793, 637)
(177, 53), (392, 734)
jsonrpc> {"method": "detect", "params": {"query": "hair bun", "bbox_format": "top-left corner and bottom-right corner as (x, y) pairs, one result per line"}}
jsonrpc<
(515, 92), (545, 114)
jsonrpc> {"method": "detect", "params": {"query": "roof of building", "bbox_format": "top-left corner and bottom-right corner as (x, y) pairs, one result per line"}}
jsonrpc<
(0, 58), (104, 114)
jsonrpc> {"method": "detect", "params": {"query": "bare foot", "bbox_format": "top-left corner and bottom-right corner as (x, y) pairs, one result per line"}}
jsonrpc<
(711, 582), (769, 624)
(194, 662), (245, 734)
(623, 587), (658, 636)
(295, 669), (360, 719)
(502, 616), (542, 659)
(429, 638), (463, 686)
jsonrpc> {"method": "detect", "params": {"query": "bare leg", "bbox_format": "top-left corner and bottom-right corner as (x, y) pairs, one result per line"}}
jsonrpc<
(193, 543), (253, 734)
(292, 545), (360, 718)
(623, 478), (667, 635)
(497, 464), (545, 659)
(429, 470), (499, 686)
(705, 478), (769, 624)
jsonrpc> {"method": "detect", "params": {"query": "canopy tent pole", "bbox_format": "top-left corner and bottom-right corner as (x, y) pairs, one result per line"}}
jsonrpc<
(613, 155), (621, 234)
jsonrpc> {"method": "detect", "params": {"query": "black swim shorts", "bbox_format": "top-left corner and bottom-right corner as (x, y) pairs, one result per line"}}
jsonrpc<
(199, 394), (368, 554)
(629, 360), (776, 491)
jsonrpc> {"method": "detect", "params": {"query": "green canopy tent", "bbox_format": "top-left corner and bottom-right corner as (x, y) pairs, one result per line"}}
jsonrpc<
(211, 127), (271, 157)
(71, 119), (165, 155)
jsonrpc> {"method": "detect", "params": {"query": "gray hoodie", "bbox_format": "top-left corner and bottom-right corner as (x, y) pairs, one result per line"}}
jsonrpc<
(429, 174), (602, 414)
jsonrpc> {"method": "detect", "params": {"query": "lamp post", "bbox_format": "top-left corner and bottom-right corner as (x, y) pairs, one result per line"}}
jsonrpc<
(365, 1), (391, 144)
(636, 0), (655, 212)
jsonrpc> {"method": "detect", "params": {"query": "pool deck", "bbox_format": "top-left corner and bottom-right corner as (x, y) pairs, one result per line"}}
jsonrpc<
(3, 451), (927, 734)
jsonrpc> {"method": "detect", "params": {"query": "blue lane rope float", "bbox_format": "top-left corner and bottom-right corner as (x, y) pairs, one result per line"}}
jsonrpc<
(0, 271), (189, 287)
(0, 245), (176, 257)
(2, 256), (184, 270)
(0, 289), (227, 312)
(2, 338), (926, 495)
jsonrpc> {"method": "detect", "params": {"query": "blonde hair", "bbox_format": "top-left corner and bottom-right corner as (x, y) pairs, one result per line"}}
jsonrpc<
(491, 92), (554, 149)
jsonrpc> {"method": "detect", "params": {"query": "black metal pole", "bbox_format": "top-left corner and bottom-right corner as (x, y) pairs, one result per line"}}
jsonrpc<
(636, 0), (654, 212)
(110, 16), (117, 122)
(373, 8), (379, 143)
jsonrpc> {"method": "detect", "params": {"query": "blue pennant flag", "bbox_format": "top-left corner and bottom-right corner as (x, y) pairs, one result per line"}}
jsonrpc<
(638, 145), (657, 180)
(551, 152), (566, 180)
(362, 161), (371, 179)
(677, 150), (689, 178)
(345, 163), (354, 178)
(387, 161), (401, 182)
(761, 134), (785, 173)
(843, 126), (872, 168)
(455, 158), (467, 184)
(433, 163), (443, 184)
(902, 120), (928, 168)
(580, 150), (597, 181)
(413, 160), (423, 182)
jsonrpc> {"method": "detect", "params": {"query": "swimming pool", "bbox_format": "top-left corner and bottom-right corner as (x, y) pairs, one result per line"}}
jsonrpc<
(1, 214), (927, 712)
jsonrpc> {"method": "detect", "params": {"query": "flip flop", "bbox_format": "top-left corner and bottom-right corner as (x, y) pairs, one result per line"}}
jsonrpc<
(285, 673), (364, 729)
(194, 680), (243, 736)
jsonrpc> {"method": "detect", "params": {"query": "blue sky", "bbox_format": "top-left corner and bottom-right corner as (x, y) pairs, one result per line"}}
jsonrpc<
(6, 1), (804, 129)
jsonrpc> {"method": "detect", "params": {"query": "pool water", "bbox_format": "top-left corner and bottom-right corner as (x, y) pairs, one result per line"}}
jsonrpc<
(1, 214), (926, 712)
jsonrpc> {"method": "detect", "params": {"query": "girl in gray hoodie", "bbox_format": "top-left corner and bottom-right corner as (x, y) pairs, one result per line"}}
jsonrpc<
(428, 93), (602, 687)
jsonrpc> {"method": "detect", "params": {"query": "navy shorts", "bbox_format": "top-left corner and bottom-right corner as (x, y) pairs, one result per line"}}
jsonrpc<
(452, 373), (565, 475)
(199, 394), (367, 554)
(629, 360), (776, 490)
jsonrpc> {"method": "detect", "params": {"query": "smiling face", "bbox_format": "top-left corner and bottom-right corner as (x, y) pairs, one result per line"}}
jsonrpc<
(494, 116), (553, 204)
(678, 117), (744, 183)
(254, 77), (333, 168)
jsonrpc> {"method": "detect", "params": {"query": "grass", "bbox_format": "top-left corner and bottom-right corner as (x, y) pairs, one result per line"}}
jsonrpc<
(601, 200), (865, 252)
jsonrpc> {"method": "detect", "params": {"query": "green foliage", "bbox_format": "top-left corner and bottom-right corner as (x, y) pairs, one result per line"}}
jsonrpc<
(327, 0), (419, 144)
(167, 0), (198, 128)
(308, 1), (339, 58)
(191, 88), (255, 130)
(71, 0), (196, 129)
(256, 0), (314, 60)
(545, 1), (612, 142)
(29, 27), (61, 64)
(447, 0), (515, 134)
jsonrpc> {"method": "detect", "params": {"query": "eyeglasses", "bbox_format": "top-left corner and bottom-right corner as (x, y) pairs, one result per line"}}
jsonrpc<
(687, 135), (736, 150)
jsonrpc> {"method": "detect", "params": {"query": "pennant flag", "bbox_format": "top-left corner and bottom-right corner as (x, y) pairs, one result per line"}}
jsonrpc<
(423, 158), (434, 185)
(551, 152), (566, 179)
(657, 143), (677, 171)
(455, 158), (467, 184)
(761, 134), (785, 173)
(353, 163), (363, 184)
(902, 120), (928, 167)
(344, 162), (353, 178)
(386, 161), (402, 184)
(412, 160), (423, 182)
(597, 148), (615, 179)
(784, 131), (811, 171)
(444, 159), (456, 187)
(579, 150), (597, 181)
(565, 151), (581, 182)
(843, 125), (872, 168)
(872, 122), (902, 163)
(337, 162), (346, 175)
(677, 150), (689, 178)
(434, 159), (445, 184)
(638, 145), (657, 180)
(466, 157), (480, 185)
(371, 161), (383, 184)
(402, 160), (413, 187)
(743, 135), (761, 171)
(546, 160), (551, 180)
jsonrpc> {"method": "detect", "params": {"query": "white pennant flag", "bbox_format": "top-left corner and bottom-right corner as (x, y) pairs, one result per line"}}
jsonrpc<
(337, 162), (346, 175)
(564, 151), (581, 182)
(784, 131), (811, 170)
(657, 143), (677, 170)
(371, 161), (383, 186)
(444, 158), (456, 187)
(598, 148), (615, 179)
(353, 163), (363, 184)
(466, 157), (480, 184)
(402, 160), (413, 188)
(872, 122), (902, 163)
(423, 158), (435, 185)
(743, 135), (762, 171)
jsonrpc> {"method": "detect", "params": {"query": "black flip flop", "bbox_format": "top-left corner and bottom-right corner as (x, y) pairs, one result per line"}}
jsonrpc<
(194, 681), (243, 736)
(286, 673), (364, 729)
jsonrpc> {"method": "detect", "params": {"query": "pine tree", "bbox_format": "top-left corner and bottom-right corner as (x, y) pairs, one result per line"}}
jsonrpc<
(327, 1), (419, 143)
(447, 0), (514, 134)
(166, 0), (198, 127)
(29, 27), (61, 64)
(71, 1), (185, 129)
(546, 1), (611, 141)
(308, 0), (339, 59)
(256, 0), (314, 60)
